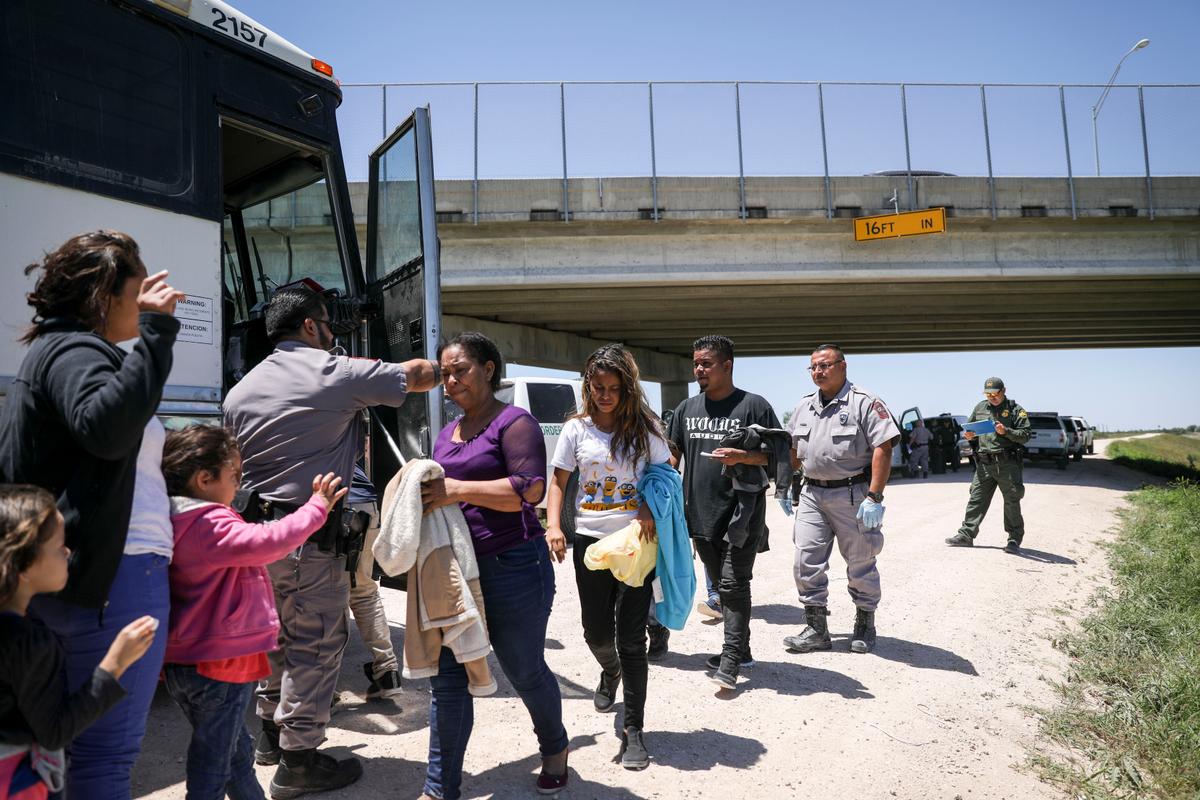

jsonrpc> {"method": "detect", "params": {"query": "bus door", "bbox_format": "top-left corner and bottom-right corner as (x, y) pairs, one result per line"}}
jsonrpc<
(364, 108), (443, 476)
(218, 116), (358, 397)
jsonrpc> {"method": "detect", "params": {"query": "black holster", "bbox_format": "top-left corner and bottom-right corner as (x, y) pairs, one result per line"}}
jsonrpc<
(339, 508), (371, 588)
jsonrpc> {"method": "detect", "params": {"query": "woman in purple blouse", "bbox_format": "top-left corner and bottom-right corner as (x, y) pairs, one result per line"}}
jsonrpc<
(419, 332), (569, 800)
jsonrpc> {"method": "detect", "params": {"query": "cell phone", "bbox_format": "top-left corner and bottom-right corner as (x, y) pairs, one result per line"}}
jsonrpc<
(700, 451), (721, 458)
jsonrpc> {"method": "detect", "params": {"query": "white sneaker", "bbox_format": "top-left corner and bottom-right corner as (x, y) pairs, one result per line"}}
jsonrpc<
(696, 600), (723, 621)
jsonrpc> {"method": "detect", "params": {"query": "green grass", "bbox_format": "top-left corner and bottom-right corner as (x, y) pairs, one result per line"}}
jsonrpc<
(1036, 481), (1200, 798)
(1096, 428), (1198, 440)
(1107, 435), (1200, 481)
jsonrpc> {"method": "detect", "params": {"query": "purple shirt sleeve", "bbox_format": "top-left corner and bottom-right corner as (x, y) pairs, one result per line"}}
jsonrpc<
(499, 413), (547, 506)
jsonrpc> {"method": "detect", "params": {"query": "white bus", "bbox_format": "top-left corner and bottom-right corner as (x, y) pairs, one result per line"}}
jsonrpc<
(0, 0), (442, 478)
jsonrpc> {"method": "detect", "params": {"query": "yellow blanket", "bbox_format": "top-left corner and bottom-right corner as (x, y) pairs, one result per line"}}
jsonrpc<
(583, 521), (656, 587)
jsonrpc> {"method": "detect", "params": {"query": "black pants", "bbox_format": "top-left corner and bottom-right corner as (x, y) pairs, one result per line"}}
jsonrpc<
(695, 527), (761, 678)
(573, 535), (653, 729)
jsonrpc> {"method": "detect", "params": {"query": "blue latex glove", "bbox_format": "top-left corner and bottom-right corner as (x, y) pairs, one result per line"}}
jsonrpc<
(856, 497), (884, 530)
(777, 497), (794, 517)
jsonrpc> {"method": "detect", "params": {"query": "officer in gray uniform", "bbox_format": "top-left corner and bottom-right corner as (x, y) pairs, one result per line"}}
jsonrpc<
(782, 345), (900, 655)
(224, 286), (439, 796)
(908, 419), (933, 479)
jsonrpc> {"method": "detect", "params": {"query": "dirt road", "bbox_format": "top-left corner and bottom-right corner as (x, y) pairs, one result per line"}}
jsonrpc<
(133, 452), (1156, 799)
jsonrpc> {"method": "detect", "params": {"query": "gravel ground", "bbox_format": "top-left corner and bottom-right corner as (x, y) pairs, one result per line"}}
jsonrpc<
(133, 451), (1153, 799)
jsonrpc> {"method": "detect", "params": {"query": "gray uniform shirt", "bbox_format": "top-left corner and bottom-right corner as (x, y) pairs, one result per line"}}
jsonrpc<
(223, 341), (409, 506)
(910, 425), (933, 447)
(787, 380), (900, 480)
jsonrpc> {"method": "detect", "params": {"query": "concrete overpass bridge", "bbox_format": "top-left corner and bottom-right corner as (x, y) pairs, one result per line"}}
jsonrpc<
(259, 174), (1200, 406)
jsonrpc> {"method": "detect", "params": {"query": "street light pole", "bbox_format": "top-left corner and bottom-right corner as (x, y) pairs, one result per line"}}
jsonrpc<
(1092, 38), (1150, 176)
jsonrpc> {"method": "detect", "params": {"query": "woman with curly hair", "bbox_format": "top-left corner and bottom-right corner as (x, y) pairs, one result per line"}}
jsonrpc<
(0, 231), (182, 798)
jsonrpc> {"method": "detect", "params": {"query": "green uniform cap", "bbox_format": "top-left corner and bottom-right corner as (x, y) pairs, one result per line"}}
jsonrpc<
(983, 377), (1005, 393)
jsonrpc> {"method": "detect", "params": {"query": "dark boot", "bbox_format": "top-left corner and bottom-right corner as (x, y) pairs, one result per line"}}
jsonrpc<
(593, 670), (621, 712)
(782, 605), (832, 653)
(255, 719), (281, 766)
(620, 727), (650, 770)
(945, 532), (973, 547)
(647, 623), (670, 662)
(850, 608), (876, 654)
(269, 748), (363, 799)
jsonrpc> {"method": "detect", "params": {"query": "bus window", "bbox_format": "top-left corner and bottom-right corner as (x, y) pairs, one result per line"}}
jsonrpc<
(239, 183), (348, 298)
(222, 218), (251, 324)
(221, 119), (350, 301)
(371, 124), (423, 282)
(0, 0), (192, 202)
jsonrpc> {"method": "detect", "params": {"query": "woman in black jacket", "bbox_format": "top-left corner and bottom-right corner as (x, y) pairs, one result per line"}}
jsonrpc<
(0, 231), (182, 799)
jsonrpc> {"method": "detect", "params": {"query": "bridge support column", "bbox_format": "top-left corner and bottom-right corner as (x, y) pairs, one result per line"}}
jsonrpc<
(660, 381), (690, 416)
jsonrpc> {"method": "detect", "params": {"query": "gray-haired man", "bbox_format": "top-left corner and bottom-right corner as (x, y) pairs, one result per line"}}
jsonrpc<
(782, 345), (899, 655)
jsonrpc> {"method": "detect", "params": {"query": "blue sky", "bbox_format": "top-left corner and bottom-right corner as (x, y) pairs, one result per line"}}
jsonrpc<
(239, 0), (1200, 429)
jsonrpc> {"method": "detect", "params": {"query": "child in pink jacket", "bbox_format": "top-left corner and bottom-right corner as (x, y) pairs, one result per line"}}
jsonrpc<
(160, 426), (346, 800)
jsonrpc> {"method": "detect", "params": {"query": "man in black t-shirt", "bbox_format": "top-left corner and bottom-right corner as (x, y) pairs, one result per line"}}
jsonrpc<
(667, 335), (780, 691)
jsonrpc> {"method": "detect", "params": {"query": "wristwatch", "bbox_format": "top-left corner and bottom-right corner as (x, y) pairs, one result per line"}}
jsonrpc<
(866, 490), (884, 503)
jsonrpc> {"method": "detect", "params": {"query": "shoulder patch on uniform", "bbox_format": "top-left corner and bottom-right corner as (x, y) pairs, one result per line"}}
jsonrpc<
(872, 400), (889, 420)
(1018, 410), (1027, 417)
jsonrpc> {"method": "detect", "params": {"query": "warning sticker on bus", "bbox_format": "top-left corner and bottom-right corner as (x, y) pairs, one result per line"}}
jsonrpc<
(177, 294), (214, 345)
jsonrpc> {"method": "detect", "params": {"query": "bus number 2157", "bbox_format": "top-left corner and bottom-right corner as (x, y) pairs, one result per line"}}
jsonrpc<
(211, 8), (268, 48)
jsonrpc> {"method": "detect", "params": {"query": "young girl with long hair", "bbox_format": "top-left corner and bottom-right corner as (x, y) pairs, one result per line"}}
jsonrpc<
(0, 485), (156, 800)
(545, 344), (671, 771)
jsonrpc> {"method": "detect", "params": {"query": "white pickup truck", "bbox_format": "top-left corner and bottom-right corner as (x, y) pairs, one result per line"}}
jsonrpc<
(1072, 416), (1096, 455)
(1025, 413), (1071, 470)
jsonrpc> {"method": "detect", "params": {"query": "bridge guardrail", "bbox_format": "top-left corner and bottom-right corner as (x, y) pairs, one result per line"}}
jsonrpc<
(335, 80), (1200, 222)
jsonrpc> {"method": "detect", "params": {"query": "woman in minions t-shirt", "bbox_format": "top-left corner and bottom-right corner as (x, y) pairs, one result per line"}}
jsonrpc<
(545, 344), (670, 772)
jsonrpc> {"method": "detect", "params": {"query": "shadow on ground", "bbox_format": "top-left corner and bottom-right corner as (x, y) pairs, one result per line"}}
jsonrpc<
(459, 733), (650, 799)
(754, 603), (806, 627)
(603, 717), (768, 772)
(971, 545), (1077, 565)
(868, 636), (978, 675)
(731, 661), (873, 700)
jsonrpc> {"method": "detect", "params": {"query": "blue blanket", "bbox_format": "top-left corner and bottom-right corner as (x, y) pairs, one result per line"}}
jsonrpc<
(638, 464), (695, 630)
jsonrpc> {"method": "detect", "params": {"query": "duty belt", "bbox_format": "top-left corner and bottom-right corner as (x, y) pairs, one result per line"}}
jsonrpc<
(976, 449), (1020, 464)
(804, 472), (870, 488)
(263, 499), (345, 545)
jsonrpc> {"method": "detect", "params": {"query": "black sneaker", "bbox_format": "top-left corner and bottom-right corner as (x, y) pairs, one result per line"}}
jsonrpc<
(710, 669), (736, 691)
(255, 720), (281, 766)
(593, 671), (620, 712)
(269, 749), (363, 799)
(363, 662), (402, 700)
(621, 727), (650, 770)
(1004, 539), (1021, 555)
(647, 624), (670, 661)
(705, 653), (755, 671)
(945, 532), (974, 547)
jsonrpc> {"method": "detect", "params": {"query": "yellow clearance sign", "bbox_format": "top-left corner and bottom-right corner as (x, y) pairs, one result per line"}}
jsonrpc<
(854, 207), (947, 242)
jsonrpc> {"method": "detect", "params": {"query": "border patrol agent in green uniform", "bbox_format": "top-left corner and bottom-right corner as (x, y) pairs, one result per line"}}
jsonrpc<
(945, 377), (1031, 554)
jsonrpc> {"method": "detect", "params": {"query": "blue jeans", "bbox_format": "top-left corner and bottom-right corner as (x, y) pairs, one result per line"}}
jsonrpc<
(703, 560), (720, 605)
(30, 553), (170, 800)
(163, 665), (264, 800)
(424, 538), (568, 800)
